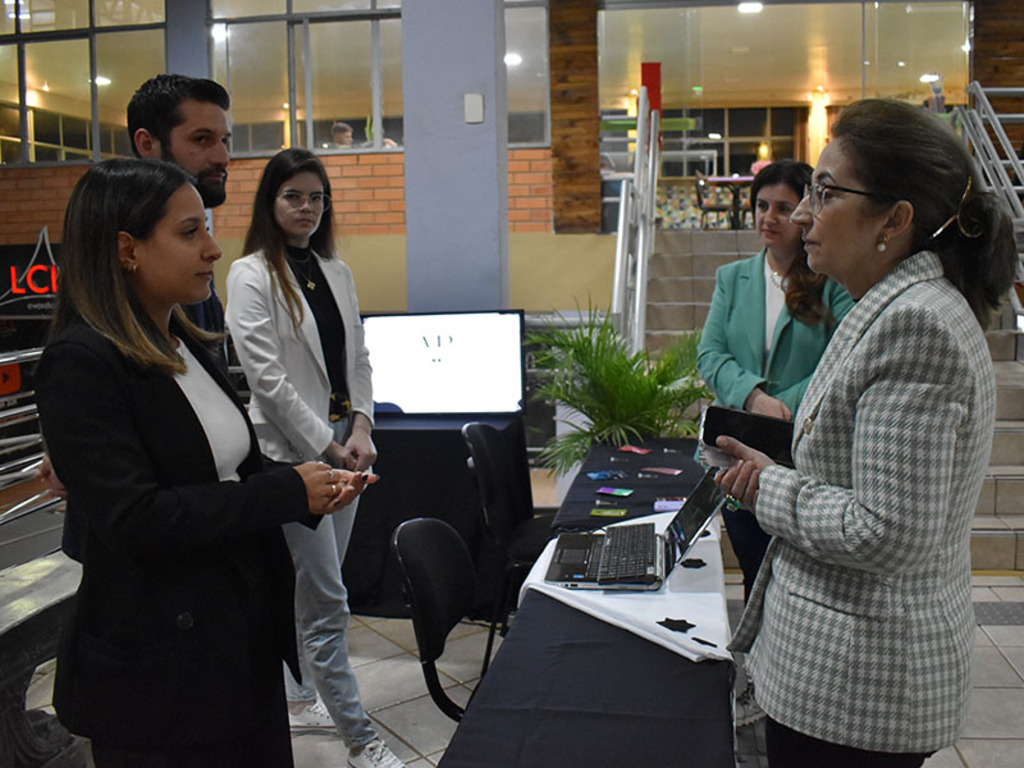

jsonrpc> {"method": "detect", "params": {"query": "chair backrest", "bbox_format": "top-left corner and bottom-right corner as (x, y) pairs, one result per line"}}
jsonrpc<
(461, 420), (534, 550)
(391, 517), (478, 721)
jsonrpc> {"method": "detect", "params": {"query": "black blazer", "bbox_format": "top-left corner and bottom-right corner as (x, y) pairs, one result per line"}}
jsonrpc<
(36, 319), (313, 749)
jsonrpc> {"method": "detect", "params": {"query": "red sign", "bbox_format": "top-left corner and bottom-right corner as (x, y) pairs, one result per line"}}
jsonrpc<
(0, 363), (20, 395)
(0, 226), (60, 318)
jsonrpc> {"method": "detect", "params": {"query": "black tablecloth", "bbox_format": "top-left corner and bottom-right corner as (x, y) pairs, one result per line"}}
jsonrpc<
(554, 436), (705, 531)
(440, 439), (735, 768)
(439, 590), (735, 768)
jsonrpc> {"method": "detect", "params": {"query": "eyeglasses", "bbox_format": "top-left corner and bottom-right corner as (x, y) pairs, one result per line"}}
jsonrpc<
(803, 181), (885, 216)
(278, 190), (331, 210)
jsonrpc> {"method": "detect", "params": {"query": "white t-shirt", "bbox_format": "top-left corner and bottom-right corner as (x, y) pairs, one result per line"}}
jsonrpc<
(174, 339), (250, 482)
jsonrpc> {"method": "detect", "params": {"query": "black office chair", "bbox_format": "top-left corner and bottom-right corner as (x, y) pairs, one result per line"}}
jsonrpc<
(391, 517), (478, 722)
(695, 174), (734, 229)
(461, 420), (554, 676)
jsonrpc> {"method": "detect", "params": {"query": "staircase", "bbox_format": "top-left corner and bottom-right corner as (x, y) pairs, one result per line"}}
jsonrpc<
(645, 229), (1024, 571)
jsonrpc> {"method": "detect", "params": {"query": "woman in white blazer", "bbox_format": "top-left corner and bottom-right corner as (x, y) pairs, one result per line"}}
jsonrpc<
(226, 149), (404, 768)
(715, 100), (1017, 767)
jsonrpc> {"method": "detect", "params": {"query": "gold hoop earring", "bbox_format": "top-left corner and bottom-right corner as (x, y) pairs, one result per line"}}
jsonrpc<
(876, 235), (888, 253)
(121, 261), (138, 274)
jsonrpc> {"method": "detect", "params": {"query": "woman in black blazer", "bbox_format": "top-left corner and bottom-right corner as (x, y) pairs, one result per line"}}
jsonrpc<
(36, 158), (372, 768)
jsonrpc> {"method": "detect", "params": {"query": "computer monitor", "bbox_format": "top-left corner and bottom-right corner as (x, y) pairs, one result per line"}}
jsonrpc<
(361, 309), (525, 416)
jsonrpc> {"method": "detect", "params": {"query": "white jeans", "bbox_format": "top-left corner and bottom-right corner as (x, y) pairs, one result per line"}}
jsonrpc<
(282, 423), (375, 748)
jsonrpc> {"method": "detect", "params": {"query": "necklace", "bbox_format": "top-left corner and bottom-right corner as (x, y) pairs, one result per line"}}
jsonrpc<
(288, 251), (316, 291)
(768, 269), (785, 291)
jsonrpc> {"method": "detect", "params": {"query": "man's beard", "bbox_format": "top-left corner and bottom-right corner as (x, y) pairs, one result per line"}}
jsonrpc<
(160, 147), (227, 209)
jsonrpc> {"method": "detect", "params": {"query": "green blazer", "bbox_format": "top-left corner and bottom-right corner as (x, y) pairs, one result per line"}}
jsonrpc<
(697, 250), (854, 415)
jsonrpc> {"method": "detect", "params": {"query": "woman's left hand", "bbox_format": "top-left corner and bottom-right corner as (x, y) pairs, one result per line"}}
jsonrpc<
(342, 429), (378, 472)
(714, 436), (775, 510)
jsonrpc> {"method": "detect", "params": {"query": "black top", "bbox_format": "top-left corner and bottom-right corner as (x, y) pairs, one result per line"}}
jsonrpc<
(286, 246), (349, 415)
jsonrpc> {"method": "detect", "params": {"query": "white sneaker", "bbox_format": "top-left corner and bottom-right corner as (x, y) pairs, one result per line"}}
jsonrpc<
(734, 680), (766, 727)
(347, 739), (406, 768)
(288, 697), (335, 732)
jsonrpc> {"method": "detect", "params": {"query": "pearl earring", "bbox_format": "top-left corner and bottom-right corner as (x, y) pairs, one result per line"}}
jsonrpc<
(876, 235), (888, 253)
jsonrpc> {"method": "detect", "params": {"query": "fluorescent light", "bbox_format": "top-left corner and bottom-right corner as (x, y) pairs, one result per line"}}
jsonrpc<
(504, 52), (522, 67)
(211, 24), (228, 43)
(898, 61), (906, 67)
(920, 73), (941, 84)
(95, 76), (111, 86)
(708, 132), (722, 140)
(738, 2), (763, 13)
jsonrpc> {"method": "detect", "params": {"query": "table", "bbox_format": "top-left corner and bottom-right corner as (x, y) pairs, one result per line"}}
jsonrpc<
(705, 175), (754, 230)
(439, 438), (735, 768)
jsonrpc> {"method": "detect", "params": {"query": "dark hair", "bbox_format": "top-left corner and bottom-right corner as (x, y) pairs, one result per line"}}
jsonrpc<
(243, 148), (337, 332)
(53, 158), (210, 374)
(127, 74), (231, 157)
(831, 99), (1016, 327)
(751, 159), (832, 326)
(331, 121), (353, 133)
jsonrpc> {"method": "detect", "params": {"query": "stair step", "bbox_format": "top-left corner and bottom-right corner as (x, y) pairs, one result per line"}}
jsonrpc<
(987, 329), (1019, 361)
(995, 361), (1024, 420)
(990, 421), (1024, 465)
(968, 530), (1023, 570)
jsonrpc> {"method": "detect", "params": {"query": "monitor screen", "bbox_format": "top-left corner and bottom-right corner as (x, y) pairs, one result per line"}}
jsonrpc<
(361, 310), (525, 415)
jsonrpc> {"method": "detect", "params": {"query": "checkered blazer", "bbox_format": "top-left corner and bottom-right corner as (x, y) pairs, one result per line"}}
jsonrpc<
(730, 251), (993, 753)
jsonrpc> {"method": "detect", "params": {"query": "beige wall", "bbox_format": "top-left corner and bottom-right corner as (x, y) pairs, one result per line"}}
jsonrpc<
(213, 231), (617, 314)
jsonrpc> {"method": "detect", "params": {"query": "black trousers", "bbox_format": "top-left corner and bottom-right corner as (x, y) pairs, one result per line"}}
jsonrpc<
(722, 505), (771, 602)
(766, 718), (932, 768)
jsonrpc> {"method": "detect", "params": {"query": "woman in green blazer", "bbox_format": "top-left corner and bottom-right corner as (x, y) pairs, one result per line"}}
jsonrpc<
(698, 160), (853, 601)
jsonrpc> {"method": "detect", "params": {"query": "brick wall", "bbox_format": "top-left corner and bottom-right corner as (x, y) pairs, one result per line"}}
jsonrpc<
(0, 148), (553, 246)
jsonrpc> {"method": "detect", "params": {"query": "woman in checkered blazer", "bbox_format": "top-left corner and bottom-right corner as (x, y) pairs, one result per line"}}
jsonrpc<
(715, 99), (1018, 767)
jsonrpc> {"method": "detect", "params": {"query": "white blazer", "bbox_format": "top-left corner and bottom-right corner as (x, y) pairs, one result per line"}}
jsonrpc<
(225, 251), (373, 463)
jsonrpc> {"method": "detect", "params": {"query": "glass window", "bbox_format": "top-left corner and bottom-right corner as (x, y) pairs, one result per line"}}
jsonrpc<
(729, 108), (766, 138)
(25, 37), (90, 161)
(305, 20), (372, 149)
(21, 0), (89, 33)
(506, 4), (546, 144)
(770, 108), (794, 136)
(95, 0), (164, 27)
(379, 16), (402, 146)
(293, 1), (371, 10)
(213, 21), (289, 154)
(96, 28), (164, 157)
(211, 0), (284, 19)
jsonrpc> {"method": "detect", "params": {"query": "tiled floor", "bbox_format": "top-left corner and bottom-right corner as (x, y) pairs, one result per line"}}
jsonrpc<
(25, 573), (1024, 767)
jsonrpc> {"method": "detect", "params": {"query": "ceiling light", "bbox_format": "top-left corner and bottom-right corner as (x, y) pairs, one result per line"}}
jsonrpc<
(738, 2), (763, 13)
(961, 39), (971, 53)
(629, 88), (639, 97)
(708, 132), (722, 140)
(282, 102), (289, 109)
(211, 24), (228, 43)
(898, 61), (906, 67)
(41, 82), (49, 92)
(692, 85), (703, 94)
(95, 76), (111, 86)
(919, 73), (941, 84)
(504, 52), (522, 67)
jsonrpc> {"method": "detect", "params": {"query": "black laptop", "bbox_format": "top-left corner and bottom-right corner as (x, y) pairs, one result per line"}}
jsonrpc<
(544, 468), (727, 591)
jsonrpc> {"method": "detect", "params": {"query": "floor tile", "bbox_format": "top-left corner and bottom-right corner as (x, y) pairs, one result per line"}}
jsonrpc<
(922, 746), (965, 767)
(372, 692), (464, 757)
(975, 626), (994, 648)
(1001, 646), (1024, 680)
(991, 586), (1024, 601)
(347, 623), (408, 667)
(973, 647), (1024, 687)
(353, 653), (436, 713)
(982, 625), (1024, 646)
(973, 586), (1000, 602)
(962, 689), (1024, 738)
(972, 576), (1024, 587)
(955, 739), (1024, 768)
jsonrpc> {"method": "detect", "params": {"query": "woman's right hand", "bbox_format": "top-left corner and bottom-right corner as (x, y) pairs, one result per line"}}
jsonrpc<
(744, 388), (792, 420)
(293, 461), (378, 515)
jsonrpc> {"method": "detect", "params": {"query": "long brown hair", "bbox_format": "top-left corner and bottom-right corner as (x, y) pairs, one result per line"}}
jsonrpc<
(53, 158), (214, 374)
(751, 159), (833, 326)
(243, 148), (336, 334)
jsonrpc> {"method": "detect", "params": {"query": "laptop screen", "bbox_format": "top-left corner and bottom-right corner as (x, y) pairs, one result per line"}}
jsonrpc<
(664, 470), (724, 563)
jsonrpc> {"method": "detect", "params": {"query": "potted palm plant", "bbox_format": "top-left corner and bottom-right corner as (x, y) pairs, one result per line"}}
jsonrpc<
(528, 308), (709, 475)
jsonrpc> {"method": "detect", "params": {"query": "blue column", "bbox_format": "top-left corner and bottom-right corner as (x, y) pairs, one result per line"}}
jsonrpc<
(165, 0), (208, 77)
(401, 0), (509, 311)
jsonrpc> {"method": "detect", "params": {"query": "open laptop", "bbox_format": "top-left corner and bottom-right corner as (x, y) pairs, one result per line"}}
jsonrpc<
(544, 468), (727, 591)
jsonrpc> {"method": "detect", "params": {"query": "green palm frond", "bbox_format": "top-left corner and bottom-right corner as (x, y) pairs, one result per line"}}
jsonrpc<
(528, 306), (710, 474)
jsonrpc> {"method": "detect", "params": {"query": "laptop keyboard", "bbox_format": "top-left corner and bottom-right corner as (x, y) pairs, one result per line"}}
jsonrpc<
(596, 523), (657, 583)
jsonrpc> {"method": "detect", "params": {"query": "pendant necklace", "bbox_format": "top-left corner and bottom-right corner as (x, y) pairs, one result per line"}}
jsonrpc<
(290, 251), (316, 291)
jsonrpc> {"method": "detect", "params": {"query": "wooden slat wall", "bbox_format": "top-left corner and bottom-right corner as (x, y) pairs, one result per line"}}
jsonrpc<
(974, 0), (1024, 150)
(549, 0), (601, 233)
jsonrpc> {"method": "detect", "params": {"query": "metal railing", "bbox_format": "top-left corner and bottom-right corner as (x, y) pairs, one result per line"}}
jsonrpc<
(610, 87), (661, 355)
